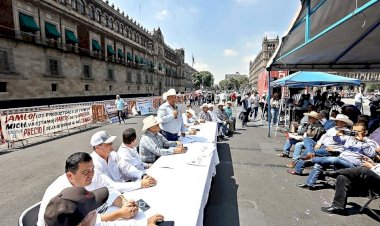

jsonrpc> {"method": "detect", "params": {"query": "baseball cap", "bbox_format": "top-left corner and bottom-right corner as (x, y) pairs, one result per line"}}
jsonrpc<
(44, 187), (109, 226)
(90, 131), (116, 146)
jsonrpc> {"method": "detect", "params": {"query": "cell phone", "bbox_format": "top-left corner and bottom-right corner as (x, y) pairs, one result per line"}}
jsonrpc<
(343, 130), (357, 136)
(156, 221), (175, 226)
(183, 147), (188, 151)
(136, 199), (150, 212)
(195, 128), (200, 131)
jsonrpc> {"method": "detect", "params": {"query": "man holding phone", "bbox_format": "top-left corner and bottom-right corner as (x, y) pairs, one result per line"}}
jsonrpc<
(297, 123), (378, 190)
(157, 89), (186, 141)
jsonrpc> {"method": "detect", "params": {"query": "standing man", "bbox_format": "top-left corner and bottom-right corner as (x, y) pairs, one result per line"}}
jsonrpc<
(157, 88), (186, 141)
(115, 95), (126, 124)
(354, 91), (363, 112)
(250, 91), (260, 121)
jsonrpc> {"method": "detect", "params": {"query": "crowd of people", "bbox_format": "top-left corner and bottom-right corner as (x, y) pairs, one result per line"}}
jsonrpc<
(36, 88), (240, 226)
(274, 90), (380, 216)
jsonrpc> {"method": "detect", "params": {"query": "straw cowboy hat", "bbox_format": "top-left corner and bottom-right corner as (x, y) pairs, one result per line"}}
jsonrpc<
(226, 101), (232, 105)
(166, 88), (177, 97)
(217, 102), (225, 107)
(200, 103), (209, 109)
(162, 92), (168, 100)
(142, 115), (162, 132)
(186, 109), (196, 116)
(331, 114), (353, 126)
(303, 111), (320, 119)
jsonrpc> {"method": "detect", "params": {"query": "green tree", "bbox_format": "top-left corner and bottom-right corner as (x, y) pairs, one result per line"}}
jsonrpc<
(219, 79), (229, 90)
(192, 71), (214, 88)
(236, 76), (249, 90)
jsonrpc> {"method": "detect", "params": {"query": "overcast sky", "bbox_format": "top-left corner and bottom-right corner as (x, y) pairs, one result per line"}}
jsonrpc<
(108, 0), (300, 83)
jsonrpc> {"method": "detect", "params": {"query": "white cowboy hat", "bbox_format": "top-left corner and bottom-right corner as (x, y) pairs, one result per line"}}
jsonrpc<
(162, 92), (168, 100)
(166, 88), (177, 97)
(217, 102), (224, 106)
(90, 131), (116, 146)
(303, 111), (320, 119)
(186, 109), (196, 116)
(208, 104), (215, 108)
(226, 101), (232, 105)
(200, 103), (209, 109)
(142, 115), (162, 132)
(331, 114), (353, 126)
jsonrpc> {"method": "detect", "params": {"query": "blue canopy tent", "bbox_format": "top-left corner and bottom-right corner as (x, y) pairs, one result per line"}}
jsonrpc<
(271, 71), (361, 88)
(264, 0), (380, 137)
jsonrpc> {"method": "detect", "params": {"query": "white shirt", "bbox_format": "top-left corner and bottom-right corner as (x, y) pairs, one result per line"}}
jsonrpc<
(182, 113), (197, 127)
(250, 94), (260, 108)
(91, 151), (142, 193)
(208, 110), (221, 123)
(117, 144), (148, 171)
(355, 93), (363, 103)
(37, 173), (121, 226)
(157, 102), (186, 134)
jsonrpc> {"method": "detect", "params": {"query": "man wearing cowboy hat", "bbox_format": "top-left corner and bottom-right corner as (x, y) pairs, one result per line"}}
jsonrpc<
(289, 114), (352, 175)
(224, 101), (236, 132)
(139, 116), (186, 163)
(198, 103), (212, 122)
(278, 111), (324, 165)
(297, 122), (378, 190)
(157, 88), (186, 141)
(182, 109), (198, 127)
(216, 102), (234, 136)
(90, 131), (157, 193)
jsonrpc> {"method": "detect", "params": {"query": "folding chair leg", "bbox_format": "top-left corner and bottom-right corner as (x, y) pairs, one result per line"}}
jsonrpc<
(359, 196), (380, 220)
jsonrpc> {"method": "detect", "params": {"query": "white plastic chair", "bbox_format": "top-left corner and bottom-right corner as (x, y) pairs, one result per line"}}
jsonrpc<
(18, 202), (40, 226)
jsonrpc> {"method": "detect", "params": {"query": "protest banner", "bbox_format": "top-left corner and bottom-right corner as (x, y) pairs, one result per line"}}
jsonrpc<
(136, 99), (155, 115)
(0, 106), (93, 141)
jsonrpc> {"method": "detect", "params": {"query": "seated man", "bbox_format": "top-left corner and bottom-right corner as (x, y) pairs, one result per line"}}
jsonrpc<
(37, 152), (138, 226)
(44, 186), (164, 226)
(323, 110), (339, 130)
(118, 128), (150, 171)
(139, 116), (186, 163)
(90, 131), (156, 193)
(198, 103), (212, 122)
(321, 157), (380, 215)
(297, 123), (377, 190)
(288, 114), (352, 175)
(290, 105), (316, 133)
(278, 111), (324, 163)
(182, 109), (198, 127)
(213, 103), (229, 139)
(224, 101), (236, 132)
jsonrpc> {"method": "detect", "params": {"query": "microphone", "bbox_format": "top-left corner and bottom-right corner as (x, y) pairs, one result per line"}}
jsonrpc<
(174, 105), (178, 119)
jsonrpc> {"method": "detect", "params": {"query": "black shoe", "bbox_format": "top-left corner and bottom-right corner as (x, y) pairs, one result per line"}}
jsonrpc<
(297, 183), (315, 190)
(321, 206), (345, 215)
(323, 170), (339, 178)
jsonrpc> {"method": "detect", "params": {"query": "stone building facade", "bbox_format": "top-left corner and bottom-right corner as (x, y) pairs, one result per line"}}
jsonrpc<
(249, 36), (279, 88)
(183, 63), (197, 92)
(0, 0), (192, 108)
(225, 72), (247, 80)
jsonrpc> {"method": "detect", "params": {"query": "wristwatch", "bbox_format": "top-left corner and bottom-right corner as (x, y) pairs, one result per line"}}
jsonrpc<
(141, 173), (147, 179)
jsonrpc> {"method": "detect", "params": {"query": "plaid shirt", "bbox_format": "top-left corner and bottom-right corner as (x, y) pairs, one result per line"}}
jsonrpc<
(157, 102), (186, 134)
(198, 111), (212, 121)
(139, 131), (177, 163)
(215, 109), (228, 121)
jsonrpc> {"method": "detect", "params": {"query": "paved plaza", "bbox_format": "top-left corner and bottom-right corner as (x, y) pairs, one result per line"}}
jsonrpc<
(0, 103), (379, 226)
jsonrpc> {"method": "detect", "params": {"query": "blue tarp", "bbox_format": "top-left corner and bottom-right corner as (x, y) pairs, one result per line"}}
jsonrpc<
(270, 71), (361, 88)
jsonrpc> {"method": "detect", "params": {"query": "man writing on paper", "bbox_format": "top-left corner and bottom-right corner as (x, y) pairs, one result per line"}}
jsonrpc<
(37, 152), (139, 226)
(90, 131), (157, 193)
(140, 115), (186, 163)
(157, 88), (186, 141)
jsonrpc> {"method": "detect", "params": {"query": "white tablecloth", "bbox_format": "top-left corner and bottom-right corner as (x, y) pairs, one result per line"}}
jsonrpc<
(110, 122), (219, 226)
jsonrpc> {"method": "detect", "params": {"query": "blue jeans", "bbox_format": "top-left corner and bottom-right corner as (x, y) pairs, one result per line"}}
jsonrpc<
(217, 122), (228, 136)
(161, 130), (179, 141)
(294, 147), (333, 174)
(283, 138), (300, 155)
(305, 157), (356, 186)
(251, 107), (259, 119)
(292, 142), (305, 161)
(271, 107), (279, 125)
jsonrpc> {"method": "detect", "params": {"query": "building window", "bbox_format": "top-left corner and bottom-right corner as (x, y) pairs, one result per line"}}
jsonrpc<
(49, 58), (60, 76)
(59, 0), (66, 4)
(85, 84), (90, 91)
(120, 24), (124, 34)
(109, 85), (112, 91)
(51, 83), (57, 92)
(78, 0), (85, 14)
(128, 86), (130, 91)
(109, 18), (114, 29)
(95, 10), (101, 22)
(0, 50), (10, 73)
(89, 6), (95, 19)
(127, 71), (132, 82)
(107, 69), (114, 80)
(137, 85), (140, 91)
(0, 82), (6, 92)
(103, 14), (108, 26)
(71, 0), (77, 10)
(83, 64), (91, 78)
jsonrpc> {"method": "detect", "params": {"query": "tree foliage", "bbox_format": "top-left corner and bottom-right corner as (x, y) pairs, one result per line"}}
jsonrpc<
(192, 71), (214, 88)
(218, 76), (249, 91)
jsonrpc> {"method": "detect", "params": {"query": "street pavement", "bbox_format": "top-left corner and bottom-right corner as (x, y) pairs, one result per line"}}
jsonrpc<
(0, 99), (379, 226)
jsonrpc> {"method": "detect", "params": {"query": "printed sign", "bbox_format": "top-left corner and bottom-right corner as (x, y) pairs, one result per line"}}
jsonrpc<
(0, 106), (93, 141)
(136, 99), (155, 115)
